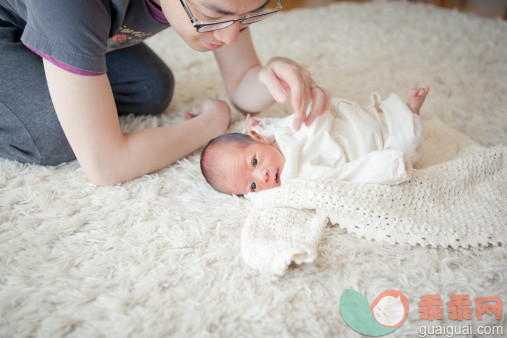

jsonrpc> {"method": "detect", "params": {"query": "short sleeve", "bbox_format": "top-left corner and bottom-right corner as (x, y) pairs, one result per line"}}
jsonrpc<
(21, 0), (111, 73)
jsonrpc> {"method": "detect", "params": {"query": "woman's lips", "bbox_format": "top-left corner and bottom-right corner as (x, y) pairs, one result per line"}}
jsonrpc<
(202, 41), (223, 50)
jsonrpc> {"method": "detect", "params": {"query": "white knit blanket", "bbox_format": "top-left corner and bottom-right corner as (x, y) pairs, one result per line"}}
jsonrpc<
(241, 118), (506, 275)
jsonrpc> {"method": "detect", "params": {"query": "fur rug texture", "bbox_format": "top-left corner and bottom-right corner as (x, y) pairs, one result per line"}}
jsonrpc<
(1, 1), (506, 336)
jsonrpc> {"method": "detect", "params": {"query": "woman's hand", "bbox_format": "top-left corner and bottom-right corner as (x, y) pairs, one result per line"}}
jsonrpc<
(258, 57), (330, 130)
(184, 98), (231, 136)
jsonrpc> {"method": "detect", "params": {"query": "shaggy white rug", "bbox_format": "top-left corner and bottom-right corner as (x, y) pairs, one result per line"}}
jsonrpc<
(1, 1), (506, 336)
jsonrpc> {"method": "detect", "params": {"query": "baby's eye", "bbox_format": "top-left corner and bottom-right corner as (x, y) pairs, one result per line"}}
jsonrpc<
(251, 182), (256, 191)
(252, 157), (257, 167)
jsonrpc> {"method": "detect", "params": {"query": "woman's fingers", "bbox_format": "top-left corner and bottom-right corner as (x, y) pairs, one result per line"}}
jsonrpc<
(292, 71), (314, 130)
(259, 58), (313, 129)
(259, 57), (330, 129)
(258, 67), (288, 103)
(305, 86), (331, 126)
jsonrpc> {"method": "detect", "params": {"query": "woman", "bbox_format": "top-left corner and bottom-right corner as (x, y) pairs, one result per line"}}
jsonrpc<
(0, 0), (329, 185)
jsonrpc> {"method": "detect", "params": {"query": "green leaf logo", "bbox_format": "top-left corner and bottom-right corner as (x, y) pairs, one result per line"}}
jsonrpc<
(340, 289), (409, 336)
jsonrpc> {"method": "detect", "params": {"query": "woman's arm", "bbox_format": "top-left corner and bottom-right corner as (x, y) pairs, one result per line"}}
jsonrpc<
(213, 29), (272, 113)
(213, 29), (330, 130)
(44, 60), (229, 186)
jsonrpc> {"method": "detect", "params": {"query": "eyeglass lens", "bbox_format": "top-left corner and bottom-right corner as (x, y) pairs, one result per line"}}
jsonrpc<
(196, 0), (281, 32)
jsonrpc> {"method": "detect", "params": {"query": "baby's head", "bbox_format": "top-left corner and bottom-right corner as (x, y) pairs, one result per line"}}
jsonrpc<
(200, 132), (285, 195)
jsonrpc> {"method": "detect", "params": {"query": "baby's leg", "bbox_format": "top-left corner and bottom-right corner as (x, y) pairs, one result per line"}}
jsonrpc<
(407, 86), (430, 115)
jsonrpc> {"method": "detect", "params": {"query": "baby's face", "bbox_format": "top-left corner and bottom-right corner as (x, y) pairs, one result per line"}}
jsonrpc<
(215, 141), (285, 195)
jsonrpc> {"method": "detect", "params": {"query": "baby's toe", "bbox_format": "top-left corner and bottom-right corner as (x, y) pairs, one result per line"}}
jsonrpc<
(409, 88), (419, 96)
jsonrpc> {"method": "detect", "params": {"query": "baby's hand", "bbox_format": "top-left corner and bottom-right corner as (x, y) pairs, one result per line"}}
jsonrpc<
(245, 114), (261, 134)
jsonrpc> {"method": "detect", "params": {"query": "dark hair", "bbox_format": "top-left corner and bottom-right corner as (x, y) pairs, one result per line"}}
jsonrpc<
(200, 133), (256, 194)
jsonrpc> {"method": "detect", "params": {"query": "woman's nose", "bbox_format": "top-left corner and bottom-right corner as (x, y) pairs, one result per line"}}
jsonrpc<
(212, 22), (241, 45)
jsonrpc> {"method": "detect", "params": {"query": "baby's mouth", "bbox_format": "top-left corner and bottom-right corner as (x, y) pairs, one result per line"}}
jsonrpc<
(275, 169), (279, 183)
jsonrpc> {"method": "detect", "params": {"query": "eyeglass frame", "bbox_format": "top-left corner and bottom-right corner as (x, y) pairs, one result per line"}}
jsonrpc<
(179, 0), (283, 33)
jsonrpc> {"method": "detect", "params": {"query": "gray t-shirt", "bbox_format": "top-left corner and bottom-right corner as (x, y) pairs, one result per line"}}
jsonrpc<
(0, 0), (170, 74)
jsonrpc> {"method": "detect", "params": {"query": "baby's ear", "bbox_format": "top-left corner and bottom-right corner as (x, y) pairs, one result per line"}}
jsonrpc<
(248, 130), (271, 144)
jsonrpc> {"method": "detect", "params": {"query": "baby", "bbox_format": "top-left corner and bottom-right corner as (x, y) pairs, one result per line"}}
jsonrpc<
(201, 87), (430, 195)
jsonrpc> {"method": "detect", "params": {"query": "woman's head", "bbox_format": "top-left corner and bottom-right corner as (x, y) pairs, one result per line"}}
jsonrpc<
(155, 0), (280, 51)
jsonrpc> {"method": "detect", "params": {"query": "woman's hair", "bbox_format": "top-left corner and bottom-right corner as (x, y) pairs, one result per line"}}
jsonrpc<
(200, 133), (256, 194)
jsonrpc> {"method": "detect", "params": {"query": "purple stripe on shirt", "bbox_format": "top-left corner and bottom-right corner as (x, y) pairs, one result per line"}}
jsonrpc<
(144, 0), (168, 24)
(23, 42), (104, 76)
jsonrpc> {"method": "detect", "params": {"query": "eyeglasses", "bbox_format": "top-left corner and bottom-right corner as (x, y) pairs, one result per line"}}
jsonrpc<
(180, 0), (283, 33)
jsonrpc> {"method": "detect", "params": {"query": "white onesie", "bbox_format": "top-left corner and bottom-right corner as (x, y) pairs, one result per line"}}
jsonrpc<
(252, 93), (423, 185)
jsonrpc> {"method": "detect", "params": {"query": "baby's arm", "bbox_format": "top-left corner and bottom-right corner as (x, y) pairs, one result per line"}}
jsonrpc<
(337, 150), (411, 185)
(297, 149), (411, 185)
(243, 115), (285, 143)
(245, 114), (261, 134)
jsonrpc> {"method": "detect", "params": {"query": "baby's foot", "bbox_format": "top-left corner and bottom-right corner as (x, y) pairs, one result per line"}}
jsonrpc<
(407, 86), (430, 115)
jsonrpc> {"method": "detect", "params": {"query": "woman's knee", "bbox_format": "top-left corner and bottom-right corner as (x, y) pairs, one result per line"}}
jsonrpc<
(2, 132), (75, 166)
(108, 44), (175, 116)
(36, 126), (76, 166)
(0, 105), (75, 166)
(141, 64), (174, 115)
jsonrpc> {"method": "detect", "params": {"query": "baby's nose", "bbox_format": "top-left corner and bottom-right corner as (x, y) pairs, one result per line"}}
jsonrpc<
(255, 169), (270, 184)
(263, 170), (269, 183)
